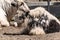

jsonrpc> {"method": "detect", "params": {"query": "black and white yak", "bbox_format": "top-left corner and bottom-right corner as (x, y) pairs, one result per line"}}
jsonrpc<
(19, 7), (60, 35)
(11, 4), (60, 35)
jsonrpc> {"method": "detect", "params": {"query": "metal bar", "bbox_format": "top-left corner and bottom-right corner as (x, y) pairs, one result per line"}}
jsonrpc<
(47, 0), (50, 11)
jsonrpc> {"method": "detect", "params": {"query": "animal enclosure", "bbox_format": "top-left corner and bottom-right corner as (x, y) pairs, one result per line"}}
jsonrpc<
(0, 0), (60, 40)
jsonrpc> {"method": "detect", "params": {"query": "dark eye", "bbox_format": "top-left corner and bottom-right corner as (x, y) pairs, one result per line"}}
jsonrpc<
(19, 16), (24, 20)
(11, 2), (17, 7)
(19, 2), (24, 6)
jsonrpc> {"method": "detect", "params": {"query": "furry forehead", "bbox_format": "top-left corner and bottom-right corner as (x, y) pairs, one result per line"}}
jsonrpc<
(29, 7), (46, 17)
(17, 0), (24, 2)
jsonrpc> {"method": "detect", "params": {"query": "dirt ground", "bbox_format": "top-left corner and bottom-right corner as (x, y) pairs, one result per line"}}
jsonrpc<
(0, 26), (25, 34)
(0, 26), (60, 40)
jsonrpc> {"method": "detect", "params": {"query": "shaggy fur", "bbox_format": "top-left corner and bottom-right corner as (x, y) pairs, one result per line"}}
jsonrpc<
(20, 14), (60, 35)
(45, 20), (60, 33)
(0, 0), (30, 26)
(0, 0), (17, 26)
(0, 7), (9, 26)
(20, 7), (60, 35)
(20, 14), (47, 35)
(12, 6), (60, 35)
(11, 0), (30, 27)
(29, 7), (60, 24)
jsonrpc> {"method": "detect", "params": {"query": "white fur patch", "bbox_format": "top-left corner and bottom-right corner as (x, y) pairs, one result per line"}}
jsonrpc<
(29, 7), (60, 25)
(29, 26), (45, 35)
(0, 7), (9, 26)
(10, 21), (18, 27)
(34, 18), (39, 21)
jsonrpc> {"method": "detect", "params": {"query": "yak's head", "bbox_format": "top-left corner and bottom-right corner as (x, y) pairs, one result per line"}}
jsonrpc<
(11, 0), (30, 26)
(11, 0), (30, 14)
(26, 14), (49, 35)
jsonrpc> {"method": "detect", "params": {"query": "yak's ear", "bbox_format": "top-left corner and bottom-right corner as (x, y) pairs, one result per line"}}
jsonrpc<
(11, 2), (18, 7)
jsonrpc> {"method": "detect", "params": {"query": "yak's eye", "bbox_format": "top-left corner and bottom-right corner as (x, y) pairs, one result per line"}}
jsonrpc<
(21, 2), (24, 6)
(11, 2), (17, 7)
(19, 16), (23, 20)
(19, 16), (24, 20)
(18, 2), (24, 7)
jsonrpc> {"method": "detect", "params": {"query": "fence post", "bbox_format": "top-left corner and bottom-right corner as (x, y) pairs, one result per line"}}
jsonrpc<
(47, 0), (50, 12)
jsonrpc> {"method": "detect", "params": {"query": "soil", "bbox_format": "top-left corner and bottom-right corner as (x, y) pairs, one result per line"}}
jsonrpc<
(0, 26), (60, 40)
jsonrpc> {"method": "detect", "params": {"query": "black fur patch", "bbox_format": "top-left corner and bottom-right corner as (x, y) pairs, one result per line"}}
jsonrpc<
(45, 20), (60, 33)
